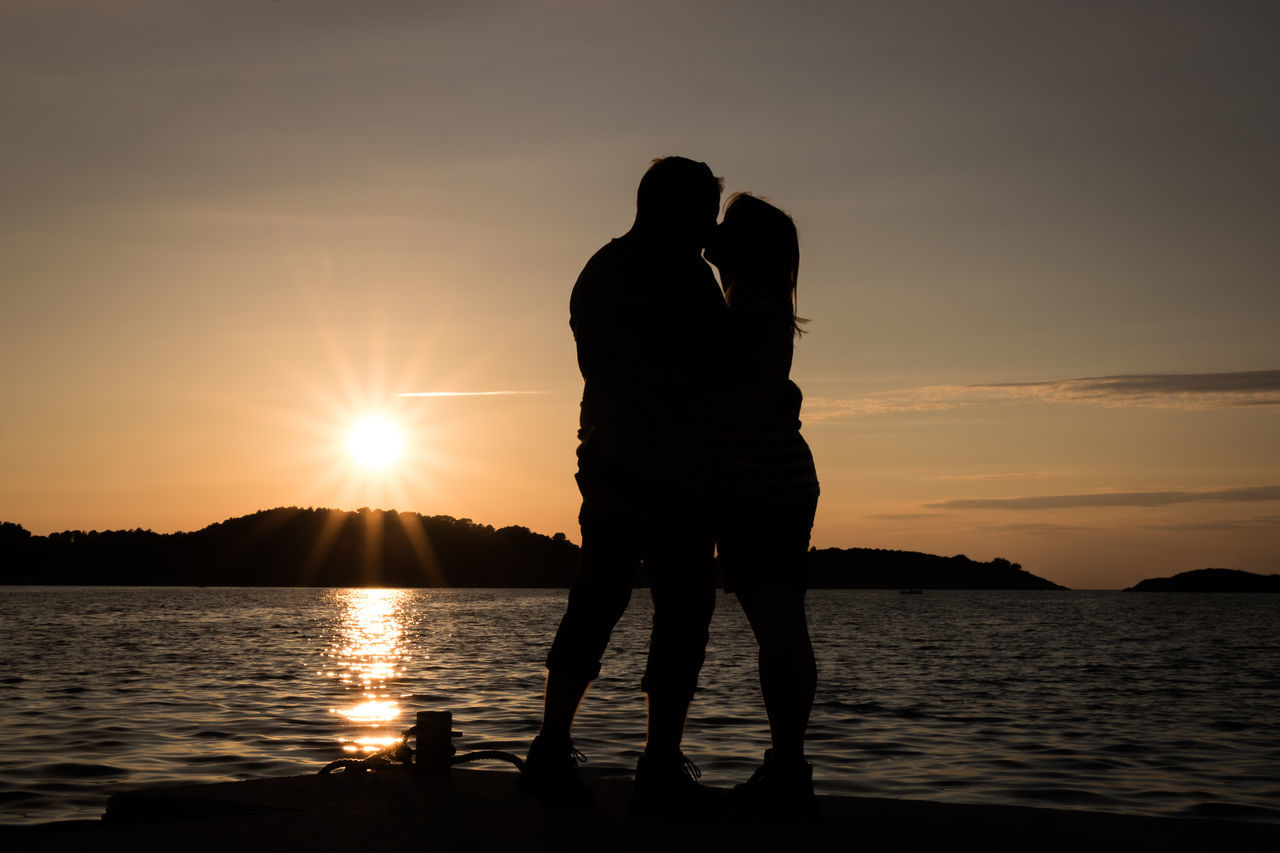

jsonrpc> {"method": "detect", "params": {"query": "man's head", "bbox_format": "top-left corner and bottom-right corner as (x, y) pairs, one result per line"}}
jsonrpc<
(633, 156), (723, 250)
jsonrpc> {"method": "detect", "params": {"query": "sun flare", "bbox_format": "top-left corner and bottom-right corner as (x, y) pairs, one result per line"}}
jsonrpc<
(346, 415), (405, 470)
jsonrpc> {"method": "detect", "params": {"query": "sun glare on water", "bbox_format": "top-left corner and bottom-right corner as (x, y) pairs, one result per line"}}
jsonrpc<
(327, 589), (408, 754)
(346, 415), (405, 471)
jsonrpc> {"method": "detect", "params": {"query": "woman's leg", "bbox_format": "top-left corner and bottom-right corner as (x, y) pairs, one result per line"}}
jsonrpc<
(735, 582), (816, 757)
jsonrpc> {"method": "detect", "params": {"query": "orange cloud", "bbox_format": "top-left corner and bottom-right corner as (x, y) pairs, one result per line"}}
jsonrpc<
(927, 485), (1280, 511)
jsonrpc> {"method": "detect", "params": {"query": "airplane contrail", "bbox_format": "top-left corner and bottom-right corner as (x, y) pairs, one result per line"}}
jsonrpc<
(396, 391), (546, 397)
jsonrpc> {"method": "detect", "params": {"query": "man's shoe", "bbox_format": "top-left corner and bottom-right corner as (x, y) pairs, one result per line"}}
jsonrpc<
(516, 734), (593, 808)
(729, 749), (818, 816)
(630, 749), (725, 817)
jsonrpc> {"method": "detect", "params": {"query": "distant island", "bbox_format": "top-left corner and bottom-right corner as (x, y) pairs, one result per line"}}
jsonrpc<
(0, 507), (1065, 590)
(807, 547), (1064, 590)
(1125, 567), (1280, 593)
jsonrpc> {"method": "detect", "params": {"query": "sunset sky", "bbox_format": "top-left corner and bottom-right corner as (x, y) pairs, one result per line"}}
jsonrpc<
(2, 1), (1277, 589)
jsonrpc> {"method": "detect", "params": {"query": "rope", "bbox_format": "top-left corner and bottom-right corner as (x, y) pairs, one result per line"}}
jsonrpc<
(449, 749), (525, 771)
(318, 733), (525, 775)
(318, 739), (412, 775)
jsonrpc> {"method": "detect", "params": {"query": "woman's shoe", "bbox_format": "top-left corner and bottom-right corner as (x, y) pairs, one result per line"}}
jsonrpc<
(729, 749), (818, 816)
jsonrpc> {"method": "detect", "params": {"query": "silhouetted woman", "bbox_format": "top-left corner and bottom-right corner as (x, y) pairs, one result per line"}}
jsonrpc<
(705, 193), (820, 813)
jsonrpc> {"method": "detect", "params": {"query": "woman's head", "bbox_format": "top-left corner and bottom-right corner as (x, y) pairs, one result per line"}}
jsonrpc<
(709, 193), (804, 335)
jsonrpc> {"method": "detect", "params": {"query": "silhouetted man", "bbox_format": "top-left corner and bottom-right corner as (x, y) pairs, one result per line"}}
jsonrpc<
(519, 157), (727, 814)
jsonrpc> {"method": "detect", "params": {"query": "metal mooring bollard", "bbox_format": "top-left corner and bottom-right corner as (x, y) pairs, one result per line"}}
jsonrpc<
(413, 710), (457, 776)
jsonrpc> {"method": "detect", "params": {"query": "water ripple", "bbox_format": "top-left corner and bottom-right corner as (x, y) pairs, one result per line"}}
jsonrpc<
(1, 587), (1278, 825)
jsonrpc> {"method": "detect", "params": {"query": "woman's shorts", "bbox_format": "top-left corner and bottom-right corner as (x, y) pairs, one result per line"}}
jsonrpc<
(716, 493), (818, 595)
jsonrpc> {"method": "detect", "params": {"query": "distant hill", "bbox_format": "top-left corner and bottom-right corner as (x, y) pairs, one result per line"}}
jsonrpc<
(1, 510), (1064, 589)
(807, 547), (1066, 590)
(0, 509), (580, 588)
(1125, 567), (1280, 592)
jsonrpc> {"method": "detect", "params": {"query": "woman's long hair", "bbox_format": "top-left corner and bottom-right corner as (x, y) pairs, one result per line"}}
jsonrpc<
(719, 192), (806, 338)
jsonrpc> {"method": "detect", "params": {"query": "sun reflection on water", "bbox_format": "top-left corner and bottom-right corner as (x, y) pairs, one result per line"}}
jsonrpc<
(325, 588), (409, 753)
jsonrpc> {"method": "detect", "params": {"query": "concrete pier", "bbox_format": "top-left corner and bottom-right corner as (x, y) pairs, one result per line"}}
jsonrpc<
(6, 767), (1278, 852)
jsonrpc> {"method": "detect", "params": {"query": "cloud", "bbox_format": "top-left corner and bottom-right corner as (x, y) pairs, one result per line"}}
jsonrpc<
(927, 485), (1280, 511)
(973, 371), (1280, 407)
(804, 370), (1280, 420)
(1142, 515), (1280, 532)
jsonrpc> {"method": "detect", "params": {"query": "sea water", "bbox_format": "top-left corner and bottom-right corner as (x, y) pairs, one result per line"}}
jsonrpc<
(0, 586), (1277, 825)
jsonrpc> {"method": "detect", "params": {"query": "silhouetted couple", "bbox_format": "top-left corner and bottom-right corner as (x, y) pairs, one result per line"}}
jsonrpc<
(518, 157), (820, 817)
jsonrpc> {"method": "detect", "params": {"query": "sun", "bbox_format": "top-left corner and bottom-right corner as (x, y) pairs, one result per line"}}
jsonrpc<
(346, 415), (405, 471)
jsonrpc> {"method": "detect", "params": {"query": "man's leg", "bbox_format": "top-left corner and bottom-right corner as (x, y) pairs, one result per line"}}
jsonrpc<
(541, 512), (636, 735)
(540, 670), (591, 742)
(521, 501), (637, 807)
(630, 520), (721, 814)
(641, 576), (715, 754)
(641, 519), (715, 744)
(644, 691), (691, 755)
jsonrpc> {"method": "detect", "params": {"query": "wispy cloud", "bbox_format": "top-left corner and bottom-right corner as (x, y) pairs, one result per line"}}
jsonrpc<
(927, 485), (1280, 511)
(1142, 515), (1280, 532)
(974, 371), (1280, 407)
(397, 391), (546, 397)
(805, 370), (1280, 420)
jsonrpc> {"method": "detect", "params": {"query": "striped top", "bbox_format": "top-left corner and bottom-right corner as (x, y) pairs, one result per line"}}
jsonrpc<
(714, 291), (820, 504)
(570, 234), (728, 486)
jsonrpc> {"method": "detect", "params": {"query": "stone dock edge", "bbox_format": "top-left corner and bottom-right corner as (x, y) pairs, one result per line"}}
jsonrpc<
(4, 767), (1278, 852)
